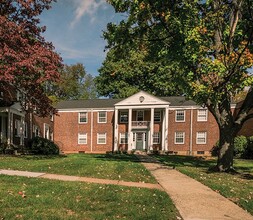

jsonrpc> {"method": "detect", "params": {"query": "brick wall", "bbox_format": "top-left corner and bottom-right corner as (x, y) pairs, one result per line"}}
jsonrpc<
(54, 108), (220, 155)
(167, 109), (219, 155)
(54, 110), (114, 153)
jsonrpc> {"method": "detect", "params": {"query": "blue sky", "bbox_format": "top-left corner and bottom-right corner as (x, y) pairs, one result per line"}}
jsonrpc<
(40, 0), (122, 77)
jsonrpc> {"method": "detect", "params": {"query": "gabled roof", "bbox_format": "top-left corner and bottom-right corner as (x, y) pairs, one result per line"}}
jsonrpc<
(115, 91), (170, 106)
(55, 99), (122, 110)
(161, 96), (197, 107)
(55, 95), (197, 110)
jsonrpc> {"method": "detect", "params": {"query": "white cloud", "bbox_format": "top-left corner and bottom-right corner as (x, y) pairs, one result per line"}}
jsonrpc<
(54, 41), (105, 60)
(70, 0), (106, 28)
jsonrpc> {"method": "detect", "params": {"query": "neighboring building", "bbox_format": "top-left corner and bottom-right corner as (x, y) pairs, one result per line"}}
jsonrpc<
(54, 91), (228, 155)
(0, 85), (53, 146)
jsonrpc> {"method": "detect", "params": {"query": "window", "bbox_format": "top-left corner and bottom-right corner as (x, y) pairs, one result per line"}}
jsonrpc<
(33, 125), (40, 137)
(196, 132), (207, 144)
(154, 111), (161, 122)
(137, 111), (144, 121)
(78, 133), (87, 144)
(153, 132), (160, 144)
(44, 124), (50, 139)
(24, 122), (28, 138)
(175, 132), (185, 144)
(14, 120), (21, 137)
(120, 112), (128, 123)
(120, 133), (128, 144)
(98, 111), (107, 123)
(197, 109), (208, 121)
(197, 151), (205, 155)
(97, 133), (106, 144)
(79, 112), (87, 123)
(175, 110), (185, 122)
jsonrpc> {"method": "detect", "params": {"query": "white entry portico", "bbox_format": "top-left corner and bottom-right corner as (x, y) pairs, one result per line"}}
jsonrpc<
(114, 91), (170, 152)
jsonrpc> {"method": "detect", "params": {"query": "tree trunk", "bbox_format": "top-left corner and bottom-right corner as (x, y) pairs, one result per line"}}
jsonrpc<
(217, 127), (235, 172)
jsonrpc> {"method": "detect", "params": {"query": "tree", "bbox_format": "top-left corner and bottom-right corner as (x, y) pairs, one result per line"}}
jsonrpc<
(95, 43), (184, 98)
(48, 63), (97, 101)
(104, 0), (253, 171)
(0, 0), (62, 116)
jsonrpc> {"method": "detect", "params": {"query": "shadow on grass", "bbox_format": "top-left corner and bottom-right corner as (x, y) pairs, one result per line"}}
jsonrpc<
(241, 173), (253, 180)
(21, 155), (67, 160)
(94, 153), (140, 163)
(154, 155), (216, 168)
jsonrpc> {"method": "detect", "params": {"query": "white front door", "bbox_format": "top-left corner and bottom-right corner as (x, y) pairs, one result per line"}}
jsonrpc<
(134, 132), (147, 150)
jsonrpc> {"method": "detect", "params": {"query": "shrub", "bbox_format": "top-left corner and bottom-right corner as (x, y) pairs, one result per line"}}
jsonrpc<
(0, 142), (7, 154)
(28, 137), (59, 155)
(245, 136), (253, 159)
(234, 136), (248, 158)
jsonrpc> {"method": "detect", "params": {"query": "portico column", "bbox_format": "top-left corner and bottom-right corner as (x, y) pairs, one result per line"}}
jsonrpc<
(114, 108), (118, 151)
(162, 109), (166, 151)
(7, 108), (12, 144)
(149, 108), (154, 151)
(128, 108), (132, 150)
(164, 107), (169, 151)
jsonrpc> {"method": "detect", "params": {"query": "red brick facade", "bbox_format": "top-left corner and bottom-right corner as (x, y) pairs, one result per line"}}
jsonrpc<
(53, 92), (225, 155)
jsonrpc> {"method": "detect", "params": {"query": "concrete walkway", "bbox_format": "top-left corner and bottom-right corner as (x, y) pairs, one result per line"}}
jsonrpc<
(136, 154), (253, 220)
(0, 169), (162, 190)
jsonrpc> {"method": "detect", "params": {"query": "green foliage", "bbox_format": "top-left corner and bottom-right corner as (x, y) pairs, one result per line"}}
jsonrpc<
(95, 46), (184, 98)
(47, 63), (97, 101)
(212, 136), (253, 159)
(28, 137), (59, 155)
(234, 136), (248, 158)
(104, 0), (253, 171)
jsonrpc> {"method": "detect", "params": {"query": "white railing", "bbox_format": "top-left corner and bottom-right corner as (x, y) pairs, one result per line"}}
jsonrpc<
(132, 121), (150, 128)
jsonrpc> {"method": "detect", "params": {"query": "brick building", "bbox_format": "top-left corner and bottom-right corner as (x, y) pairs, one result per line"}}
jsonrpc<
(0, 85), (53, 147)
(54, 91), (234, 155)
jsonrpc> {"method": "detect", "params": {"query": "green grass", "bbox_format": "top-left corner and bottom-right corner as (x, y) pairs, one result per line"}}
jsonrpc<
(154, 155), (253, 215)
(0, 154), (156, 183)
(0, 175), (180, 220)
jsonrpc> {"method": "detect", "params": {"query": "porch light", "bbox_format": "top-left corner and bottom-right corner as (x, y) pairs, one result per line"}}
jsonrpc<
(139, 96), (145, 103)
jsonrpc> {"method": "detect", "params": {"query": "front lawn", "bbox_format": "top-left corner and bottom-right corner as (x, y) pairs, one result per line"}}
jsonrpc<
(154, 155), (253, 215)
(0, 175), (180, 220)
(0, 154), (156, 183)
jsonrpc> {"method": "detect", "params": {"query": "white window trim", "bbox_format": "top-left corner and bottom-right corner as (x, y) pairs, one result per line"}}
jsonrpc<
(44, 123), (50, 140)
(136, 110), (144, 121)
(196, 132), (207, 144)
(78, 133), (87, 144)
(197, 109), (208, 122)
(175, 132), (185, 144)
(79, 112), (88, 124)
(120, 132), (128, 144)
(98, 111), (107, 123)
(154, 111), (161, 122)
(175, 110), (185, 122)
(153, 132), (160, 144)
(97, 133), (106, 144)
(120, 111), (128, 123)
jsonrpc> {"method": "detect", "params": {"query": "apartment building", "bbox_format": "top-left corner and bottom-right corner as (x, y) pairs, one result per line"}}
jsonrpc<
(54, 91), (225, 155)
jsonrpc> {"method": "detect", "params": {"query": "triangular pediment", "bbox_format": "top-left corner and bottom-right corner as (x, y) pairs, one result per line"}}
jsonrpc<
(115, 91), (170, 106)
